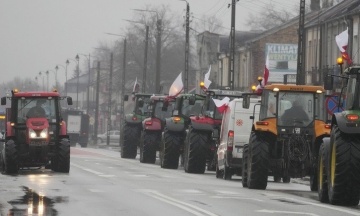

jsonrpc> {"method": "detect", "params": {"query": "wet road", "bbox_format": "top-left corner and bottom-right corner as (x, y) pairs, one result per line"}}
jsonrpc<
(1, 146), (360, 216)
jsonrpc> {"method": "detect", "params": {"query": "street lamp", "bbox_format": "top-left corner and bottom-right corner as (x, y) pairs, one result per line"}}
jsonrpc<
(55, 64), (67, 92)
(133, 9), (162, 93)
(45, 71), (49, 91)
(105, 33), (127, 148)
(38, 72), (44, 91)
(78, 53), (92, 114)
(123, 19), (149, 93)
(75, 54), (80, 109)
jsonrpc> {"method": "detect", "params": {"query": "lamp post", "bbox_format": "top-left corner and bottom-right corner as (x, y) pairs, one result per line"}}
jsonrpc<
(65, 60), (69, 95)
(35, 76), (39, 91)
(180, 0), (190, 93)
(105, 32), (127, 148)
(123, 19), (149, 93)
(133, 9), (162, 93)
(55, 64), (67, 92)
(45, 71), (49, 91)
(38, 72), (44, 91)
(75, 54), (80, 109)
(78, 53), (92, 114)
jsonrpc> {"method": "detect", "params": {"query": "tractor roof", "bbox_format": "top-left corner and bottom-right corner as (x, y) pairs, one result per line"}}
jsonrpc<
(205, 89), (245, 97)
(344, 66), (360, 75)
(150, 95), (175, 101)
(264, 84), (325, 92)
(11, 89), (61, 98)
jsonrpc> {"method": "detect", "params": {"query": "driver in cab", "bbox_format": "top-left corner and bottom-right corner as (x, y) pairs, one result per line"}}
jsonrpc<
(27, 99), (46, 118)
(280, 100), (309, 123)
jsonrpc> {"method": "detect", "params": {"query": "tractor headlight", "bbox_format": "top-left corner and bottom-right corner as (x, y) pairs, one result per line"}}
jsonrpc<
(29, 129), (37, 138)
(40, 128), (48, 138)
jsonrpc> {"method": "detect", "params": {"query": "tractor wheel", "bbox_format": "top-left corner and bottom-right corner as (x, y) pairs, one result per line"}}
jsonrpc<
(140, 131), (159, 164)
(282, 176), (291, 183)
(273, 176), (282, 182)
(184, 128), (208, 174)
(160, 129), (182, 169)
(215, 163), (222, 178)
(242, 144), (249, 187)
(121, 123), (140, 159)
(223, 165), (232, 180)
(3, 140), (18, 174)
(52, 139), (70, 173)
(327, 125), (360, 206)
(247, 132), (269, 190)
(318, 141), (329, 203)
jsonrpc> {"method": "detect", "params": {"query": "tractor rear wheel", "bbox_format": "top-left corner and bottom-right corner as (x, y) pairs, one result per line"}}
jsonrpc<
(140, 131), (159, 164)
(121, 123), (140, 159)
(247, 132), (269, 190)
(3, 140), (18, 174)
(318, 141), (329, 203)
(160, 129), (182, 169)
(184, 128), (208, 174)
(242, 144), (249, 187)
(327, 125), (360, 206)
(52, 139), (70, 173)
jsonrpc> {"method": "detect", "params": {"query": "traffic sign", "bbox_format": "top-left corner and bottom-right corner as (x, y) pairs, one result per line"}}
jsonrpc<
(325, 93), (346, 115)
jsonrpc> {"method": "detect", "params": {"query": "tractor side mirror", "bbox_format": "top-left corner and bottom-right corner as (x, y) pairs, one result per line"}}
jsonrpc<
(67, 97), (73, 106)
(1, 97), (6, 105)
(124, 95), (129, 101)
(242, 95), (250, 109)
(188, 96), (196, 105)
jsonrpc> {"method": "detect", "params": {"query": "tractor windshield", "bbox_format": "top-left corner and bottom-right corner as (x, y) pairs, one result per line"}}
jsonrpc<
(181, 99), (203, 117)
(16, 97), (57, 123)
(134, 96), (151, 116)
(277, 92), (314, 127)
(154, 101), (175, 119)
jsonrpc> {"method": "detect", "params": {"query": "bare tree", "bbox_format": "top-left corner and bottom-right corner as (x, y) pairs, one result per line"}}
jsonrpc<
(193, 15), (224, 34)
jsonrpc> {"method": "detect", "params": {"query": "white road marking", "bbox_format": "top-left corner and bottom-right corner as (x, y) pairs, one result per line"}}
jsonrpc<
(283, 198), (360, 216)
(211, 196), (263, 202)
(257, 209), (318, 216)
(137, 189), (218, 216)
(89, 189), (105, 193)
(71, 163), (104, 175)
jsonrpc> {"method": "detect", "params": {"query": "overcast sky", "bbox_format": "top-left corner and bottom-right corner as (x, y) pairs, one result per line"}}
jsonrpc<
(0, 0), (295, 87)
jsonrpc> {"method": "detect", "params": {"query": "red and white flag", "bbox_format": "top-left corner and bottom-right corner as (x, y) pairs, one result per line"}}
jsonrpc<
(336, 28), (352, 65)
(132, 77), (140, 93)
(169, 72), (184, 97)
(255, 52), (270, 94)
(204, 65), (212, 89)
(212, 97), (230, 113)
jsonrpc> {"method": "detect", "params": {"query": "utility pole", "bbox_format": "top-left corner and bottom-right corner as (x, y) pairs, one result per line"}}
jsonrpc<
(155, 19), (162, 93)
(87, 53), (91, 114)
(184, 1), (190, 93)
(119, 38), (127, 147)
(228, 0), (238, 90)
(143, 26), (149, 93)
(296, 0), (306, 85)
(94, 61), (100, 144)
(106, 52), (113, 146)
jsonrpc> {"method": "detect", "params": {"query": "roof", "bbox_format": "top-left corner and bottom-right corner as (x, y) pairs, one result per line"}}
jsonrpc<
(11, 89), (61, 97)
(264, 84), (325, 92)
(220, 31), (262, 53)
(305, 0), (360, 28)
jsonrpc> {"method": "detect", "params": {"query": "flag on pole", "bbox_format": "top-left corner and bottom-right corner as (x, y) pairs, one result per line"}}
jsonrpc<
(255, 52), (270, 94)
(204, 65), (212, 89)
(169, 72), (184, 97)
(132, 77), (139, 93)
(335, 28), (353, 65)
(212, 97), (230, 113)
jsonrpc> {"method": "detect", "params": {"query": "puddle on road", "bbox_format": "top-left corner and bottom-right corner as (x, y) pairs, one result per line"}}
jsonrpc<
(7, 186), (68, 216)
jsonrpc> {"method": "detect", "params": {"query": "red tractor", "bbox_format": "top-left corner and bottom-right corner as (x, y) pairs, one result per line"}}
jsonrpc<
(0, 89), (73, 174)
(184, 88), (245, 174)
(139, 95), (175, 164)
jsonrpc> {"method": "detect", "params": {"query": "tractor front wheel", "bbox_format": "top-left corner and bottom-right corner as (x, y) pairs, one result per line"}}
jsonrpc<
(2, 140), (18, 174)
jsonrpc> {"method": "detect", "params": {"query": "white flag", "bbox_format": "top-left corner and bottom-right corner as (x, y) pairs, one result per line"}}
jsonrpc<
(132, 77), (139, 93)
(169, 72), (184, 97)
(204, 65), (212, 89)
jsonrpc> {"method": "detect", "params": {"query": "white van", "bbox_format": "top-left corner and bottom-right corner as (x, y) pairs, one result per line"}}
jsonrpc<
(216, 97), (260, 180)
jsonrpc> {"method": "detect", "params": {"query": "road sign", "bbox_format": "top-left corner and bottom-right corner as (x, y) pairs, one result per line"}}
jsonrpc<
(89, 117), (95, 125)
(325, 93), (346, 115)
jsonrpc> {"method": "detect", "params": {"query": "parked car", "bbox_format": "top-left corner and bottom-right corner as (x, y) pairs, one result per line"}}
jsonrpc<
(97, 130), (120, 144)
